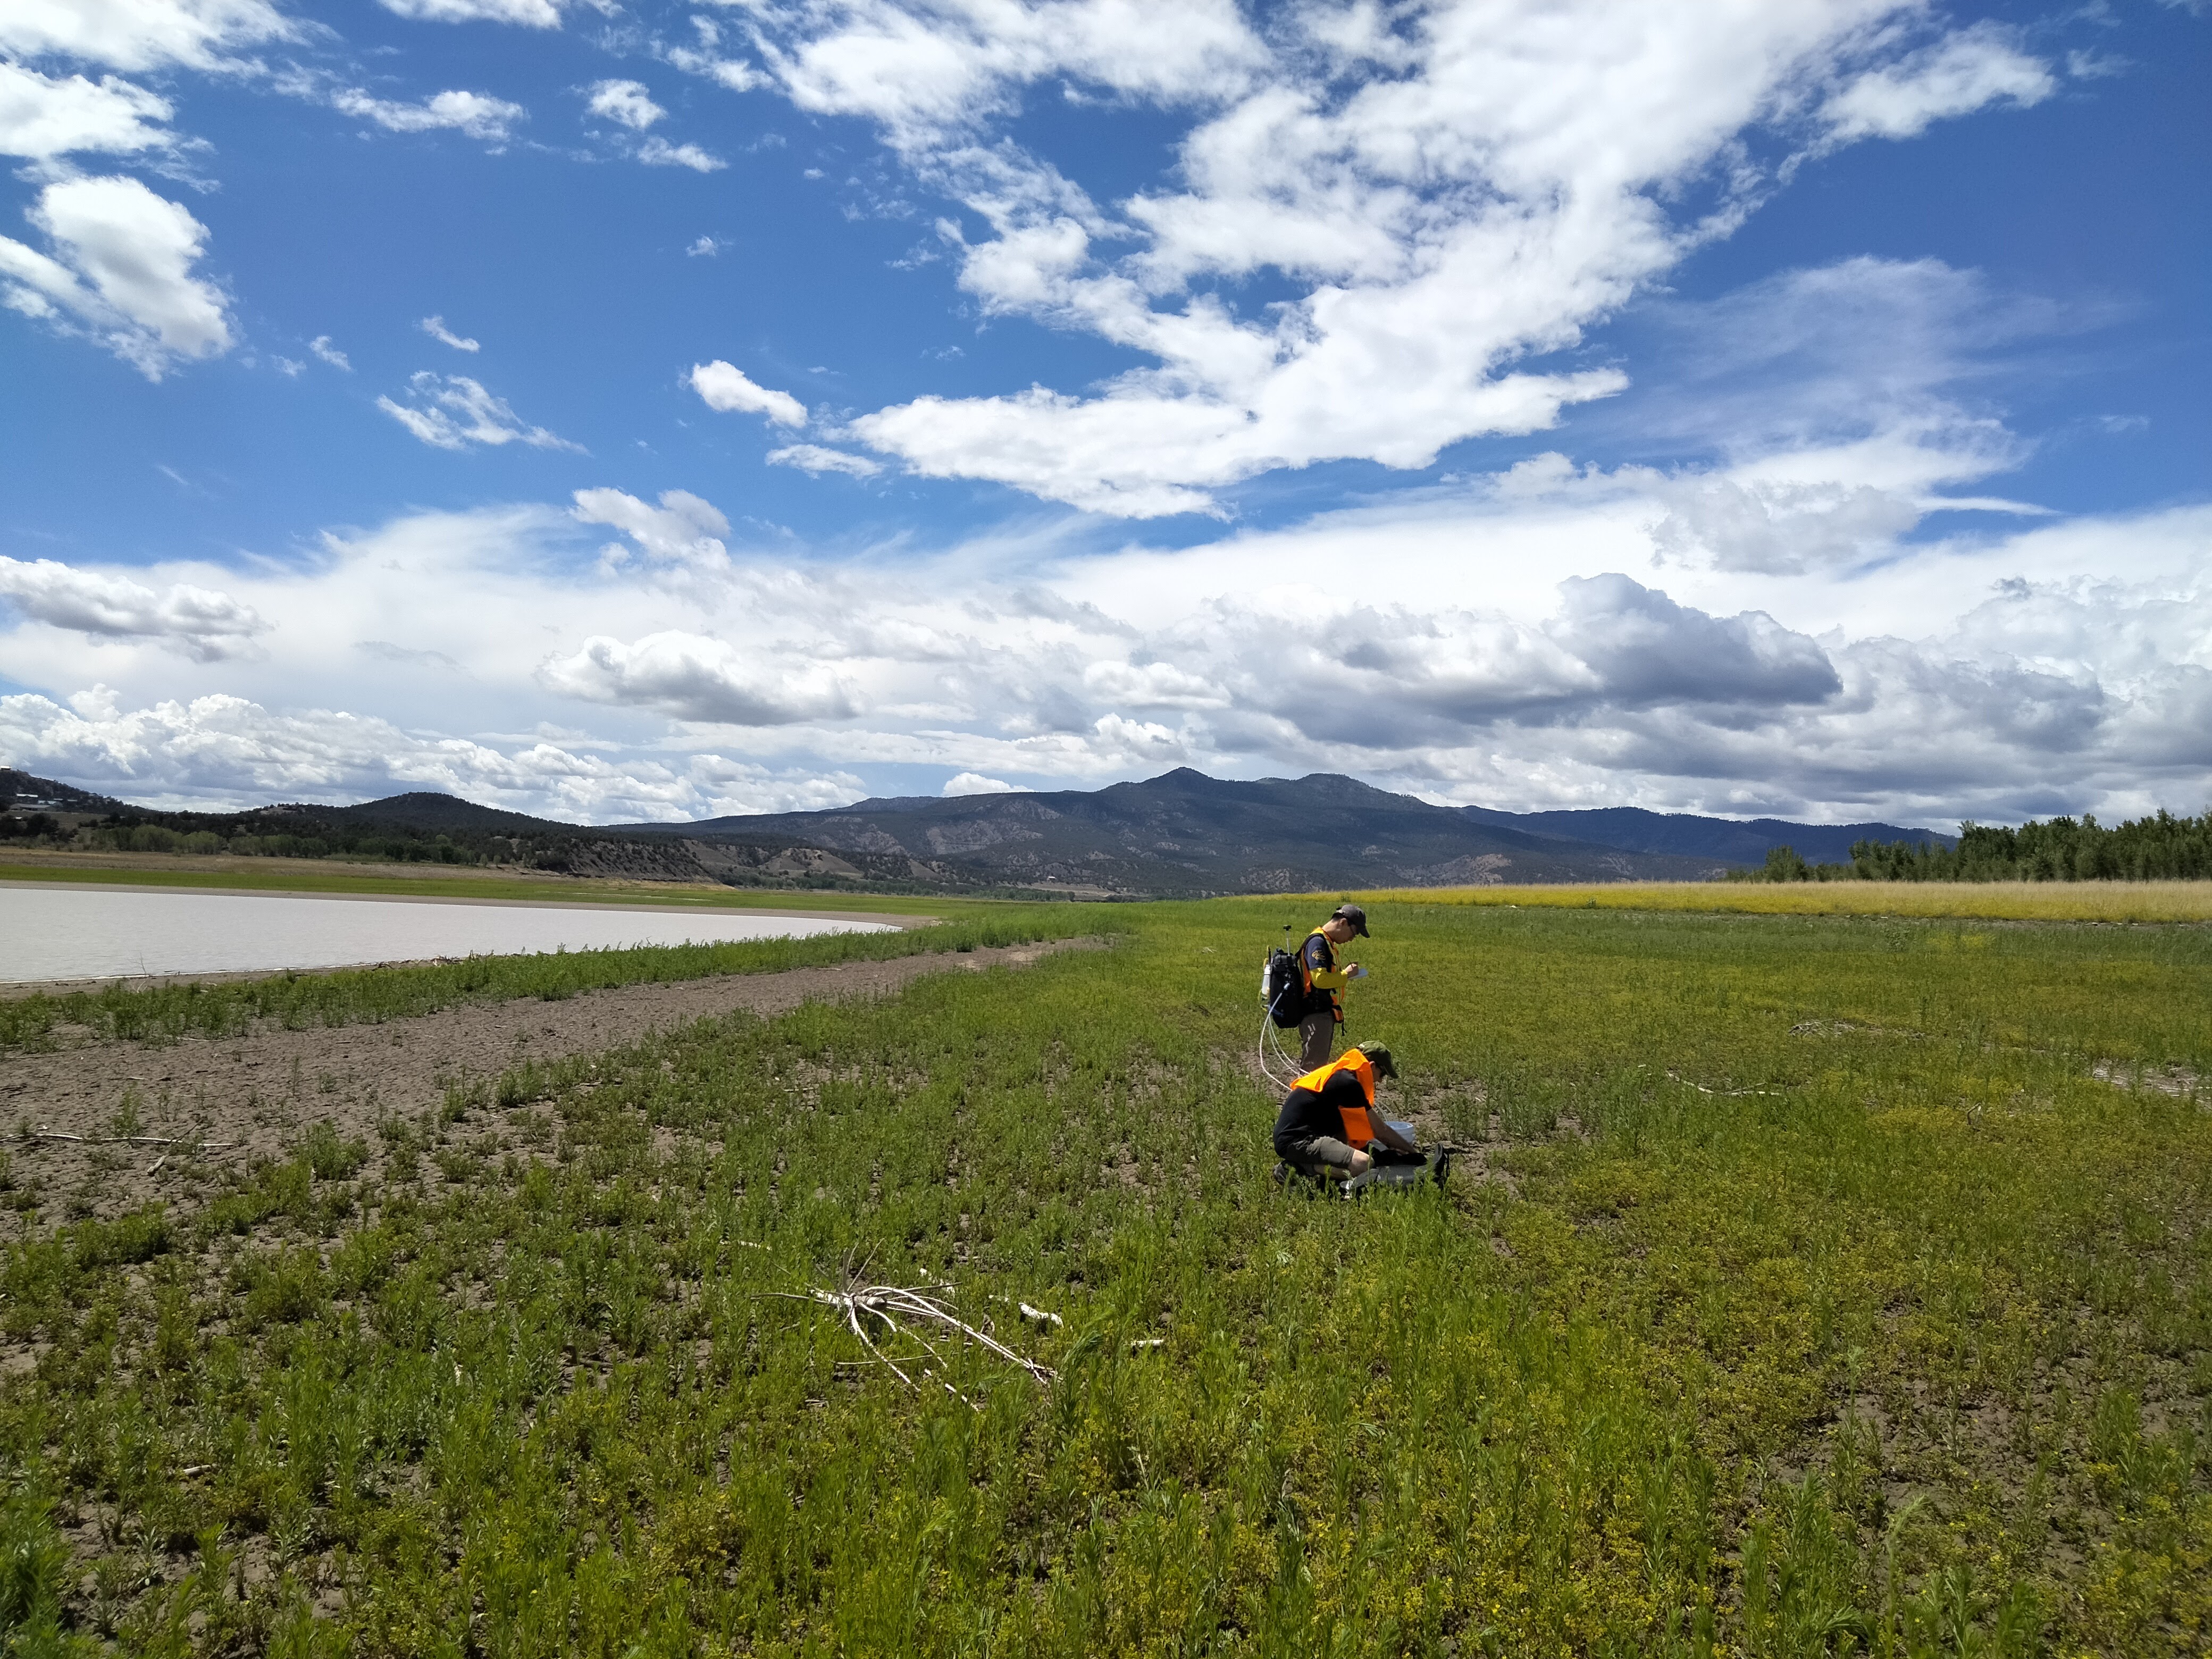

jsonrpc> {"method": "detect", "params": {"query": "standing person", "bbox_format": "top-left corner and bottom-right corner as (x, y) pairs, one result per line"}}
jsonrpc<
(1296, 903), (1369, 1070)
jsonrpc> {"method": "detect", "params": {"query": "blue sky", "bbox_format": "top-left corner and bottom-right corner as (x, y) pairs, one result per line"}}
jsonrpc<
(1, 0), (2205, 826)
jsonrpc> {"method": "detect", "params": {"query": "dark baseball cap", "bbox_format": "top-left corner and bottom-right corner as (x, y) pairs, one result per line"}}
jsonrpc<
(1356, 1041), (1396, 1078)
(1331, 903), (1370, 937)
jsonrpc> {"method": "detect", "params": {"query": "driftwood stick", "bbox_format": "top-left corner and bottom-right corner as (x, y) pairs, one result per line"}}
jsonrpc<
(767, 1276), (1057, 1409)
(15, 1130), (237, 1151)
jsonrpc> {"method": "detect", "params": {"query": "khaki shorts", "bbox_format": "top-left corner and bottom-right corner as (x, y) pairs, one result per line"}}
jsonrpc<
(1280, 1135), (1358, 1177)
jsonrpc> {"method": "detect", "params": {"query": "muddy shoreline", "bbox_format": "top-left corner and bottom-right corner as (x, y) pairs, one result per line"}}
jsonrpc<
(1, 937), (1100, 1225)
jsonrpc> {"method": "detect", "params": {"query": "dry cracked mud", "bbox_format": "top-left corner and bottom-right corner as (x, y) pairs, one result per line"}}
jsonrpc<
(0, 937), (1102, 1225)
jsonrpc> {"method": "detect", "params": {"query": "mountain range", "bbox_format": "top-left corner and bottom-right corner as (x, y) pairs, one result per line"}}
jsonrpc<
(1460, 805), (1954, 867)
(4, 766), (1955, 896)
(611, 768), (1737, 894)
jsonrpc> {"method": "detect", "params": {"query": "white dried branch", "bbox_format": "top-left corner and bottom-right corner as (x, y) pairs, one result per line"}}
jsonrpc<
(777, 1272), (1057, 1410)
(15, 1129), (238, 1151)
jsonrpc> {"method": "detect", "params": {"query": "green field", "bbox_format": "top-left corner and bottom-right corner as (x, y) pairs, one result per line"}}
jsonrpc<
(2, 895), (2207, 1655)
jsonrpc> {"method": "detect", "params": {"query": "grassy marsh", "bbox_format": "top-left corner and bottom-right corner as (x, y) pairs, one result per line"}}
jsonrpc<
(0, 898), (2205, 1655)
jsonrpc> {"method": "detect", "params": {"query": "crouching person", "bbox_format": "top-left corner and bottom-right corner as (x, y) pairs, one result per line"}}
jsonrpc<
(1273, 1041), (1419, 1183)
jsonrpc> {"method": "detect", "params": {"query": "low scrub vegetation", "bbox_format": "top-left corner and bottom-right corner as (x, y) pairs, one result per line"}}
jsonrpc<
(0, 899), (2206, 1654)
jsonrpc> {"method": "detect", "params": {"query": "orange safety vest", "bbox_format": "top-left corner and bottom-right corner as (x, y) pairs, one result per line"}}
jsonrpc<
(1289, 1048), (1377, 1146)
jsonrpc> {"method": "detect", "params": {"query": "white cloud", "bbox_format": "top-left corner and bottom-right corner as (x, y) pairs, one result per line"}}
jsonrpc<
(539, 631), (862, 725)
(0, 556), (267, 661)
(0, 62), (173, 159)
(331, 86), (525, 141)
(638, 136), (725, 171)
(0, 688), (865, 819)
(686, 235), (720, 257)
(572, 487), (731, 571)
(586, 78), (664, 130)
(767, 444), (883, 478)
(419, 314), (480, 351)
(0, 0), (294, 73)
(942, 770), (1019, 795)
(665, 42), (764, 94)
(724, 0), (2074, 516)
(308, 334), (350, 370)
(377, 0), (564, 27)
(0, 174), (233, 379)
(376, 372), (579, 450)
(1081, 657), (1226, 709)
(690, 359), (808, 425)
(1650, 477), (1927, 575)
(1820, 23), (2056, 144)
(751, 0), (1265, 139)
(5, 458), (2205, 829)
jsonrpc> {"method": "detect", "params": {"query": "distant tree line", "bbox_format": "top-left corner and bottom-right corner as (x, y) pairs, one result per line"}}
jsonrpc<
(78, 822), (490, 863)
(0, 803), (556, 868)
(1737, 809), (2212, 883)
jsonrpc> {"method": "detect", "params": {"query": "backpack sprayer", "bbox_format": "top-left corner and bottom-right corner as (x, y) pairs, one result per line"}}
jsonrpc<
(1258, 920), (1372, 1089)
(1258, 921), (1308, 1090)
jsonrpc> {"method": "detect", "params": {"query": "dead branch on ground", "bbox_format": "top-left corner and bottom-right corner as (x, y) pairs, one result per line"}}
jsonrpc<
(12, 1129), (238, 1152)
(769, 1258), (1054, 1409)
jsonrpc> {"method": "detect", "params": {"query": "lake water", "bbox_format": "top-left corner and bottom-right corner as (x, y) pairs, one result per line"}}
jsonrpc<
(0, 885), (899, 985)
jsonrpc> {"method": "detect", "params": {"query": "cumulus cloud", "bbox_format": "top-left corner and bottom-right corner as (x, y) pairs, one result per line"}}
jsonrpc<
(330, 86), (525, 141)
(308, 334), (350, 370)
(690, 360), (808, 425)
(943, 770), (1020, 795)
(0, 174), (233, 378)
(1820, 23), (2056, 144)
(718, 0), (2072, 516)
(1651, 479), (1926, 575)
(767, 444), (883, 479)
(0, 62), (173, 159)
(638, 136), (725, 171)
(572, 487), (731, 571)
(0, 556), (267, 661)
(4, 475), (2205, 830)
(377, 372), (579, 451)
(378, 0), (564, 27)
(576, 76), (721, 166)
(586, 78), (664, 130)
(539, 631), (861, 725)
(1551, 575), (1841, 709)
(0, 0), (294, 73)
(0, 687), (865, 819)
(752, 0), (1263, 137)
(665, 43), (763, 93)
(419, 314), (479, 351)
(1081, 657), (1227, 710)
